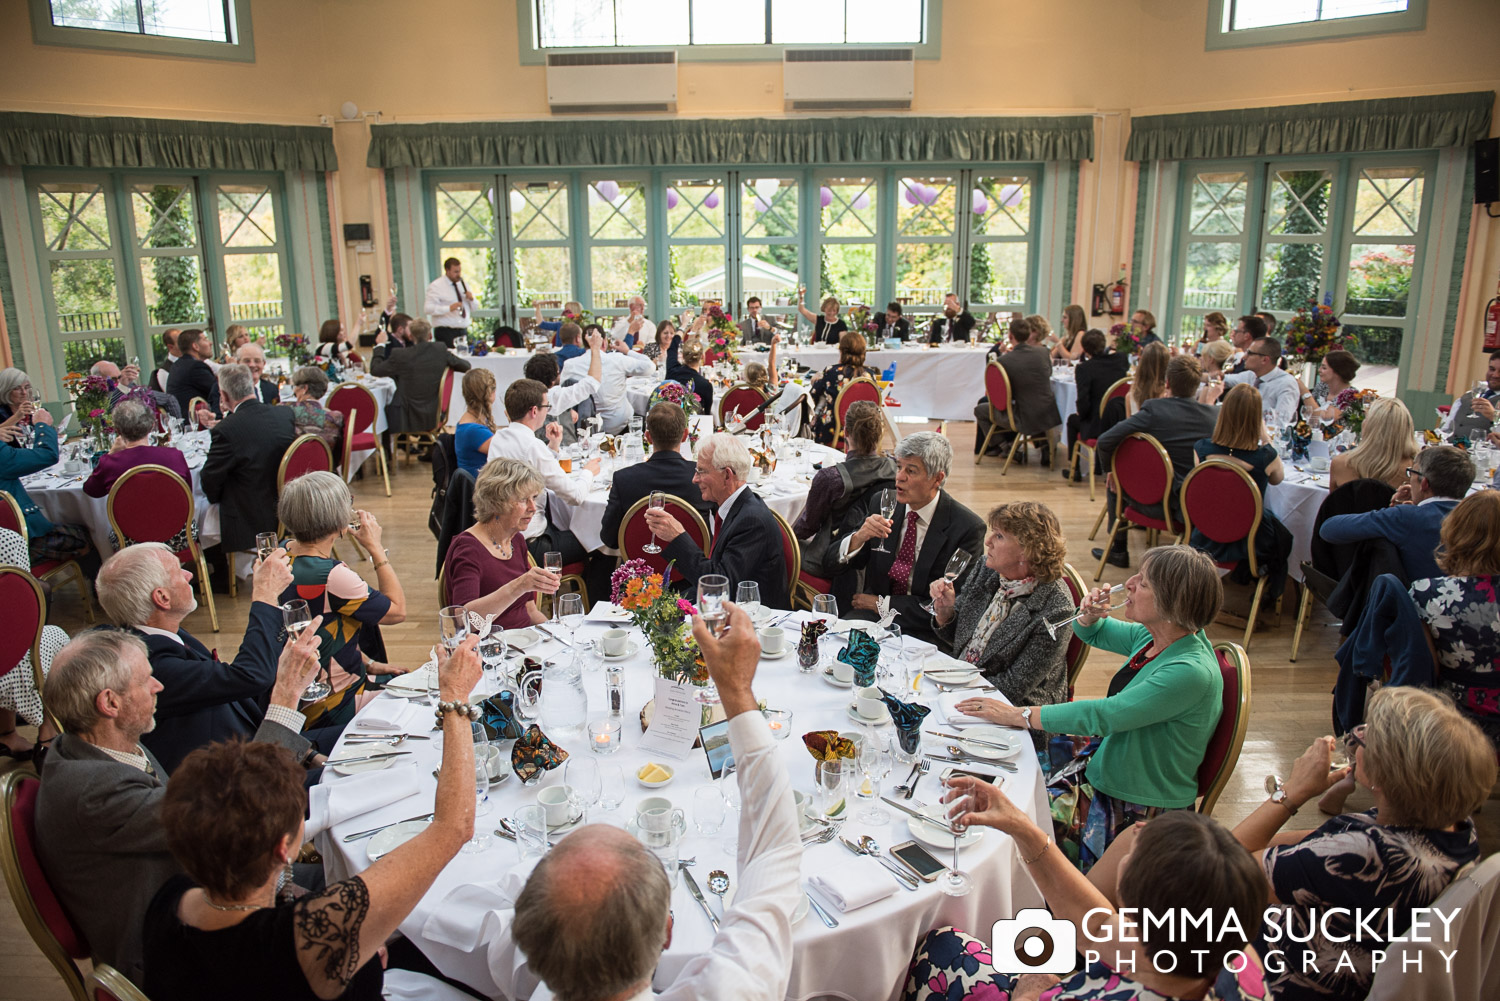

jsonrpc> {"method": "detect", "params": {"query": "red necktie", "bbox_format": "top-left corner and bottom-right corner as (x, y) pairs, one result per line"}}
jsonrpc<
(888, 510), (919, 596)
(709, 511), (723, 554)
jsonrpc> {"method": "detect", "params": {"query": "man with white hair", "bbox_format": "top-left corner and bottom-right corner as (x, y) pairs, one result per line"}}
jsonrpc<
(645, 432), (789, 607)
(200, 363), (297, 566)
(235, 341), (279, 404)
(609, 295), (656, 349)
(91, 358), (180, 417)
(96, 542), (319, 773)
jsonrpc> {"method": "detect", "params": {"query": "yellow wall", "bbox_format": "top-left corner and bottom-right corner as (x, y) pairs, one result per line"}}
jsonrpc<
(2, 0), (1499, 386)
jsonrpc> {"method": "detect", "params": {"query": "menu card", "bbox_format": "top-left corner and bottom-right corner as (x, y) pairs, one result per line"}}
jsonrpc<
(638, 677), (700, 760)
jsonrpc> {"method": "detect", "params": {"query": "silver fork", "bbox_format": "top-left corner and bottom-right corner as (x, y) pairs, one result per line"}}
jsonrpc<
(894, 759), (923, 797)
(801, 825), (840, 846)
(903, 759), (931, 800)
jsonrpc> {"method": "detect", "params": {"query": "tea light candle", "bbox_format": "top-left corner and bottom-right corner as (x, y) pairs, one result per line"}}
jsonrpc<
(764, 708), (792, 739)
(588, 718), (621, 754)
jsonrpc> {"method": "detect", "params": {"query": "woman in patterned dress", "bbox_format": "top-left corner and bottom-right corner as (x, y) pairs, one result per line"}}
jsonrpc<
(808, 331), (880, 446)
(0, 527), (66, 759)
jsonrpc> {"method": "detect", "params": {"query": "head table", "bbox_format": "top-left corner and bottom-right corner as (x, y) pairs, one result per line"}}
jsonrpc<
(317, 608), (1048, 1001)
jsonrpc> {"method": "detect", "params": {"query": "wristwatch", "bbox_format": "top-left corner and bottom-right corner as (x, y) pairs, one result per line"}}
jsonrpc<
(1265, 775), (1297, 814)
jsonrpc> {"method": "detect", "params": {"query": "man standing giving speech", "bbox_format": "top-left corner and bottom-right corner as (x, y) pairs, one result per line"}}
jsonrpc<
(425, 257), (475, 348)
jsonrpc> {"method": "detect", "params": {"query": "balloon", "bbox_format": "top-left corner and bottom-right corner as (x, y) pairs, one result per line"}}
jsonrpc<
(820, 186), (832, 208)
(972, 189), (989, 215)
(754, 177), (780, 200)
(666, 189), (679, 209)
(753, 196), (770, 213)
(596, 180), (619, 202)
(704, 190), (720, 209)
(1000, 184), (1023, 208)
(509, 189), (526, 212)
(919, 184), (939, 206)
(852, 192), (870, 211)
(903, 184), (918, 206)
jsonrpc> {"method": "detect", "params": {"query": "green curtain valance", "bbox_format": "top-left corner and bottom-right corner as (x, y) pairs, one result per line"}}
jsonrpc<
(1125, 91), (1494, 162)
(367, 115), (1094, 169)
(0, 112), (338, 172)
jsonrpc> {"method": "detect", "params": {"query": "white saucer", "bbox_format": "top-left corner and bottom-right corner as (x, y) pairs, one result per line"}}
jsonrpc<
(820, 670), (853, 688)
(330, 755), (398, 776)
(906, 804), (984, 851)
(847, 703), (891, 725)
(759, 646), (792, 661)
(367, 819), (429, 861)
(601, 640), (643, 661)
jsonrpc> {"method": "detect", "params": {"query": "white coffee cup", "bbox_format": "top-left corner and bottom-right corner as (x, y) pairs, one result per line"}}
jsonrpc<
(758, 625), (785, 654)
(601, 628), (629, 657)
(832, 658), (854, 683)
(855, 686), (886, 720)
(1310, 455), (1330, 471)
(792, 790), (816, 829)
(537, 785), (577, 826)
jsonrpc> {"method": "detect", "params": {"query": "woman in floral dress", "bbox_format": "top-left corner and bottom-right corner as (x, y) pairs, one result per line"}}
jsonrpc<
(808, 331), (879, 446)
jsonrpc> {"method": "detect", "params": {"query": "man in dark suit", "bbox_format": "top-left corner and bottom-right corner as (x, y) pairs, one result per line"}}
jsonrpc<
(164, 327), (219, 419)
(370, 318), (471, 434)
(1064, 328), (1130, 479)
(601, 402), (710, 549)
(835, 431), (985, 643)
(1092, 354), (1218, 567)
(200, 363), (298, 559)
(878, 301), (914, 343)
(646, 432), (789, 608)
(927, 293), (976, 344)
(34, 626), (320, 985)
(974, 317), (1063, 464)
(153, 327), (181, 392)
(234, 341), (279, 404)
(95, 542), (318, 774)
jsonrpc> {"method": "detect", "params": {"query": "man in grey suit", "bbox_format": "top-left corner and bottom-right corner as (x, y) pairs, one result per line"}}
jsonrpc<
(974, 317), (1063, 465)
(1092, 354), (1218, 567)
(1444, 349), (1500, 442)
(737, 296), (784, 345)
(370, 317), (471, 434)
(34, 622), (323, 984)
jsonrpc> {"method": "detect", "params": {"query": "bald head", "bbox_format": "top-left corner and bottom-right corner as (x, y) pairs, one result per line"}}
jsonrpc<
(514, 824), (671, 1001)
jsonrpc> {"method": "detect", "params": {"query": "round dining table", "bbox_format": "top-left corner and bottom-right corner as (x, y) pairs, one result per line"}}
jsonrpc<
(781, 343), (991, 422)
(316, 608), (1049, 1001)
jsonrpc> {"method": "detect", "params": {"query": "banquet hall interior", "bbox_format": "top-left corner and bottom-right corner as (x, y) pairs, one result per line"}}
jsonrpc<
(3, 0), (1500, 998)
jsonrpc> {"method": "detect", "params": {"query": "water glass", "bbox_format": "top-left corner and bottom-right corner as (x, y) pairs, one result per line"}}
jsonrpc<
(597, 762), (626, 813)
(461, 760), (494, 855)
(512, 805), (549, 861)
(693, 785), (726, 836)
(735, 581), (761, 621)
(810, 594), (838, 672)
(565, 757), (602, 824)
(699, 575), (730, 637)
(818, 759), (845, 818)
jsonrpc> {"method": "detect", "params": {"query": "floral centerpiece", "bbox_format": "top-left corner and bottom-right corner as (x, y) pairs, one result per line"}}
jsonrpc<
(611, 559), (708, 691)
(1110, 322), (1146, 355)
(1282, 294), (1353, 366)
(1333, 387), (1380, 437)
(560, 306), (596, 331)
(469, 341), (491, 357)
(702, 304), (740, 364)
(274, 332), (311, 368)
(647, 379), (701, 415)
(62, 372), (113, 439)
(846, 304), (880, 340)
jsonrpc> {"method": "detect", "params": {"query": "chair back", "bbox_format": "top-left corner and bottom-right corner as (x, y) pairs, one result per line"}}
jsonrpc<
(718, 384), (768, 430)
(435, 367), (457, 429)
(1059, 562), (1090, 697)
(278, 434), (334, 494)
(326, 383), (378, 437)
(618, 494), (708, 583)
(983, 361), (1013, 420)
(1111, 433), (1176, 528)
(1180, 459), (1264, 577)
(107, 465), (196, 560)
(1367, 852), (1500, 1000)
(833, 377), (881, 446)
(1100, 377), (1131, 417)
(1197, 642), (1251, 816)
(186, 396), (207, 420)
(1, 771), (90, 1001)
(0, 490), (26, 542)
(769, 510), (801, 604)
(0, 568), (45, 692)
(88, 964), (152, 1001)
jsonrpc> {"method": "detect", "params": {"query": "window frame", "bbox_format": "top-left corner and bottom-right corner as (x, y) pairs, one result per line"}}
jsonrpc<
(1205, 0), (1426, 51)
(516, 0), (941, 63)
(29, 0), (255, 62)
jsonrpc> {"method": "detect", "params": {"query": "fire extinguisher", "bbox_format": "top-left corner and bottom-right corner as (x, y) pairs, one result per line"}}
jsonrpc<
(1485, 276), (1500, 351)
(1107, 266), (1128, 316)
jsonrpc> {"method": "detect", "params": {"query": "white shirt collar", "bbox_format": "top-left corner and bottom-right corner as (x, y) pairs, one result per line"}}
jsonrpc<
(136, 624), (185, 646)
(1418, 495), (1454, 507)
(907, 491), (941, 526)
(717, 483), (750, 523)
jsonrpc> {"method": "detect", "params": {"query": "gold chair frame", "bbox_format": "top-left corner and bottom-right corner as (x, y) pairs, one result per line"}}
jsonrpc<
(1, 771), (89, 1001)
(1179, 459), (1268, 649)
(831, 376), (881, 450)
(1199, 641), (1252, 817)
(329, 382), (391, 496)
(1068, 376), (1131, 502)
(1091, 432), (1180, 582)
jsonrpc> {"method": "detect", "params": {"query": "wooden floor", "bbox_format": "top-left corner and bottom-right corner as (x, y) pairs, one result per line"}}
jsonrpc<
(3, 422), (1494, 999)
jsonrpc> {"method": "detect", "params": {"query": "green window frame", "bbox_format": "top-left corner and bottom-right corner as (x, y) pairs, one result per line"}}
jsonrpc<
(29, 0), (255, 62)
(1205, 0), (1425, 51)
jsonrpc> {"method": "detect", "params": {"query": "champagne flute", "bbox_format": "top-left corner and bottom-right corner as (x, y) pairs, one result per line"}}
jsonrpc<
(557, 593), (585, 665)
(1044, 584), (1128, 639)
(735, 581), (761, 623)
(283, 600), (328, 702)
(643, 491), (665, 554)
(939, 776), (972, 897)
(698, 575), (730, 638)
(255, 532), (279, 563)
(920, 549), (973, 615)
(543, 552), (563, 621)
(872, 488), (898, 553)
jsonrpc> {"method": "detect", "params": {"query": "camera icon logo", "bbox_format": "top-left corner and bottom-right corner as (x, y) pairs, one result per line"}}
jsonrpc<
(991, 909), (1077, 975)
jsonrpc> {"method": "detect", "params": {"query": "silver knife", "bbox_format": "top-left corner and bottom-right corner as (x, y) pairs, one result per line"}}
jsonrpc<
(880, 796), (954, 828)
(680, 865), (721, 932)
(537, 623), (572, 648)
(928, 752), (1017, 772)
(342, 812), (434, 842)
(930, 730), (1017, 750)
(804, 889), (839, 928)
(326, 751), (413, 766)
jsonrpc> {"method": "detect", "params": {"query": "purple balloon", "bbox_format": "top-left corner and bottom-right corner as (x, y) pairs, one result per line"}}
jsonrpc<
(820, 185), (833, 208)
(972, 189), (989, 215)
(1000, 184), (1023, 208)
(852, 192), (870, 211)
(666, 189), (679, 209)
(596, 179), (619, 202)
(920, 184), (939, 206)
(904, 184), (919, 206)
(753, 196), (770, 213)
(704, 190), (720, 209)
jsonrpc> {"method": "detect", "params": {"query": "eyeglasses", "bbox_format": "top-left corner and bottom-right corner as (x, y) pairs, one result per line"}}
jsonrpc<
(1245, 350), (1271, 358)
(1406, 466), (1423, 478)
(1343, 724), (1367, 752)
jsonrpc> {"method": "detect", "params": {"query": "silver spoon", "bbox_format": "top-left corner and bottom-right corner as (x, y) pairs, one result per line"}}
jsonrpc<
(707, 869), (730, 919)
(857, 835), (923, 889)
(944, 745), (1018, 772)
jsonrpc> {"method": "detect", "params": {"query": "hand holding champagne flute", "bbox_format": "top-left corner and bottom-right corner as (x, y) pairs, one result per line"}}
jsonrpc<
(283, 599), (327, 702)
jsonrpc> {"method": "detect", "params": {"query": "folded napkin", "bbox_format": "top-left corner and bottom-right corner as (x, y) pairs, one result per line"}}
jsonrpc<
(354, 700), (427, 732)
(879, 690), (932, 755)
(838, 629), (881, 688)
(938, 691), (990, 726)
(797, 620), (828, 670)
(422, 861), (535, 950)
(479, 691), (525, 741)
(809, 857), (897, 912)
(306, 762), (420, 840)
(511, 724), (569, 783)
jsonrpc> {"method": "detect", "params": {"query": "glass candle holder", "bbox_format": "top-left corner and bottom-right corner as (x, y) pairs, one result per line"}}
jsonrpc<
(588, 718), (621, 754)
(764, 709), (793, 740)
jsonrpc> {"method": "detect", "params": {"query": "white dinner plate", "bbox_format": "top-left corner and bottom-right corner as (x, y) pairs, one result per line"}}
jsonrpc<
(906, 804), (984, 851)
(330, 755), (398, 776)
(955, 725), (1025, 761)
(383, 664), (434, 694)
(367, 819), (430, 861)
(600, 640), (643, 662)
(502, 628), (541, 650)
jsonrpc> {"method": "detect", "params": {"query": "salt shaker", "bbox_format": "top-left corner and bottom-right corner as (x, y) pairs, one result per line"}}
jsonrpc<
(606, 665), (624, 719)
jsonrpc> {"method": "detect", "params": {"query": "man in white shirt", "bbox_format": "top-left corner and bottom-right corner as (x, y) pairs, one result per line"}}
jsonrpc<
(513, 600), (800, 1001)
(609, 295), (656, 349)
(423, 257), (475, 348)
(1223, 336), (1299, 425)
(562, 337), (655, 434)
(487, 377), (601, 564)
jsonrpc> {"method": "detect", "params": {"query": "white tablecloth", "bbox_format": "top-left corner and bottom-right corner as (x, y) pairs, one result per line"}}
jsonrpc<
(325, 375), (395, 478)
(1052, 371), (1078, 425)
(1266, 473), (1328, 585)
(23, 432), (216, 555)
(782, 345), (991, 422)
(318, 609), (1048, 1001)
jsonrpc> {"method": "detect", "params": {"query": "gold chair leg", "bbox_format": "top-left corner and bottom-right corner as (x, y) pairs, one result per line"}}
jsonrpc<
(228, 557), (237, 598)
(1088, 503), (1108, 540)
(196, 550), (220, 632)
(1001, 432), (1023, 476)
(1290, 582), (1311, 662)
(378, 445), (392, 497)
(1243, 576), (1268, 650)
(1095, 522), (1124, 581)
(975, 426), (998, 465)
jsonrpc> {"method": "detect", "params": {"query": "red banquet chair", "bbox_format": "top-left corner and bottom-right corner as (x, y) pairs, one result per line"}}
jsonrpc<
(0, 566), (48, 720)
(326, 382), (391, 496)
(0, 490), (93, 623)
(770, 510), (801, 609)
(1059, 562), (1091, 699)
(87, 965), (152, 1001)
(1180, 459), (1274, 649)
(278, 433), (334, 489)
(832, 377), (881, 450)
(394, 367), (456, 464)
(1, 770), (91, 1001)
(1091, 432), (1180, 581)
(618, 494), (709, 584)
(975, 361), (1049, 474)
(1068, 376), (1132, 502)
(107, 464), (219, 632)
(718, 383), (768, 430)
(1197, 641), (1252, 816)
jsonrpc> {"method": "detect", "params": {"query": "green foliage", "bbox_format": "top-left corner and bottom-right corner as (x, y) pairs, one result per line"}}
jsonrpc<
(665, 246), (696, 307)
(1260, 171), (1328, 313)
(145, 186), (204, 327)
(969, 243), (993, 304)
(62, 337), (125, 375)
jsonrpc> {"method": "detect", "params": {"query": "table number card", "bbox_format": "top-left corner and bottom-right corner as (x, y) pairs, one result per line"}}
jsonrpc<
(638, 677), (700, 760)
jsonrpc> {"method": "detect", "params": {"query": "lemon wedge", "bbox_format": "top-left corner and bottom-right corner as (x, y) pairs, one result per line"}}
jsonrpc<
(638, 763), (671, 783)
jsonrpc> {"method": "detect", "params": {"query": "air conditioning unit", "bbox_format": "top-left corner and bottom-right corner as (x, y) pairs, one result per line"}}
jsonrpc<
(546, 51), (677, 114)
(783, 48), (914, 112)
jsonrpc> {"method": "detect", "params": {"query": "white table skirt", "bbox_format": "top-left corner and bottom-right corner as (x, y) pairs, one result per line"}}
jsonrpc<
(1052, 372), (1078, 426)
(317, 608), (1048, 1001)
(1266, 474), (1328, 584)
(782, 345), (992, 422)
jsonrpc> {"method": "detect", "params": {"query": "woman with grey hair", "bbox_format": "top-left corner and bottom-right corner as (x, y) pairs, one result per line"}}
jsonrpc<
(285, 365), (344, 452)
(0, 368), (95, 567)
(0, 526), (66, 759)
(443, 458), (557, 629)
(953, 544), (1226, 873)
(0, 366), (33, 427)
(277, 470), (408, 732)
(83, 397), (195, 550)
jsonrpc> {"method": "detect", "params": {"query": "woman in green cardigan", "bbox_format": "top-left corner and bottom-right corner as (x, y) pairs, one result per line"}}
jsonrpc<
(952, 545), (1224, 873)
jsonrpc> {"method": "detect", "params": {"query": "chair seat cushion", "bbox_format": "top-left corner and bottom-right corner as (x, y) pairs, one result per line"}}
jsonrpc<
(1121, 507), (1174, 533)
(348, 432), (378, 450)
(561, 562), (586, 576)
(799, 570), (833, 592)
(1082, 438), (1097, 447)
(30, 559), (71, 578)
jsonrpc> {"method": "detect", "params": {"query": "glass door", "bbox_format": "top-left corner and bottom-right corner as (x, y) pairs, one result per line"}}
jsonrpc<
(211, 179), (291, 346)
(33, 177), (134, 374)
(127, 178), (210, 365)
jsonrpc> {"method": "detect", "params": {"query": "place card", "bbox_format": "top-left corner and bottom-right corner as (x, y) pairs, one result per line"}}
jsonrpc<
(637, 677), (699, 760)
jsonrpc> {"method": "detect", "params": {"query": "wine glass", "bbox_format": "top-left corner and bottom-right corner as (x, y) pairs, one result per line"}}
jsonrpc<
(939, 776), (972, 897)
(735, 581), (761, 623)
(564, 756), (601, 824)
(698, 575), (730, 638)
(920, 549), (973, 615)
(810, 593), (838, 673)
(693, 784), (726, 836)
(543, 552), (563, 620)
(438, 604), (468, 653)
(877, 622), (901, 682)
(255, 532), (279, 562)
(872, 488), (898, 553)
(1044, 584), (1128, 639)
(283, 600), (327, 702)
(856, 738), (893, 824)
(557, 593), (585, 664)
(461, 758), (495, 854)
(643, 491), (665, 554)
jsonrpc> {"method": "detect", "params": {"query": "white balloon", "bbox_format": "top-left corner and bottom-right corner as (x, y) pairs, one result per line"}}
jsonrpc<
(509, 189), (526, 212)
(754, 177), (780, 200)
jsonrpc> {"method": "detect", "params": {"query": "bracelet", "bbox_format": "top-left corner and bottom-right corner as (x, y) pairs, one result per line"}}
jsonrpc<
(1020, 836), (1052, 866)
(435, 701), (481, 722)
(371, 559), (391, 571)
